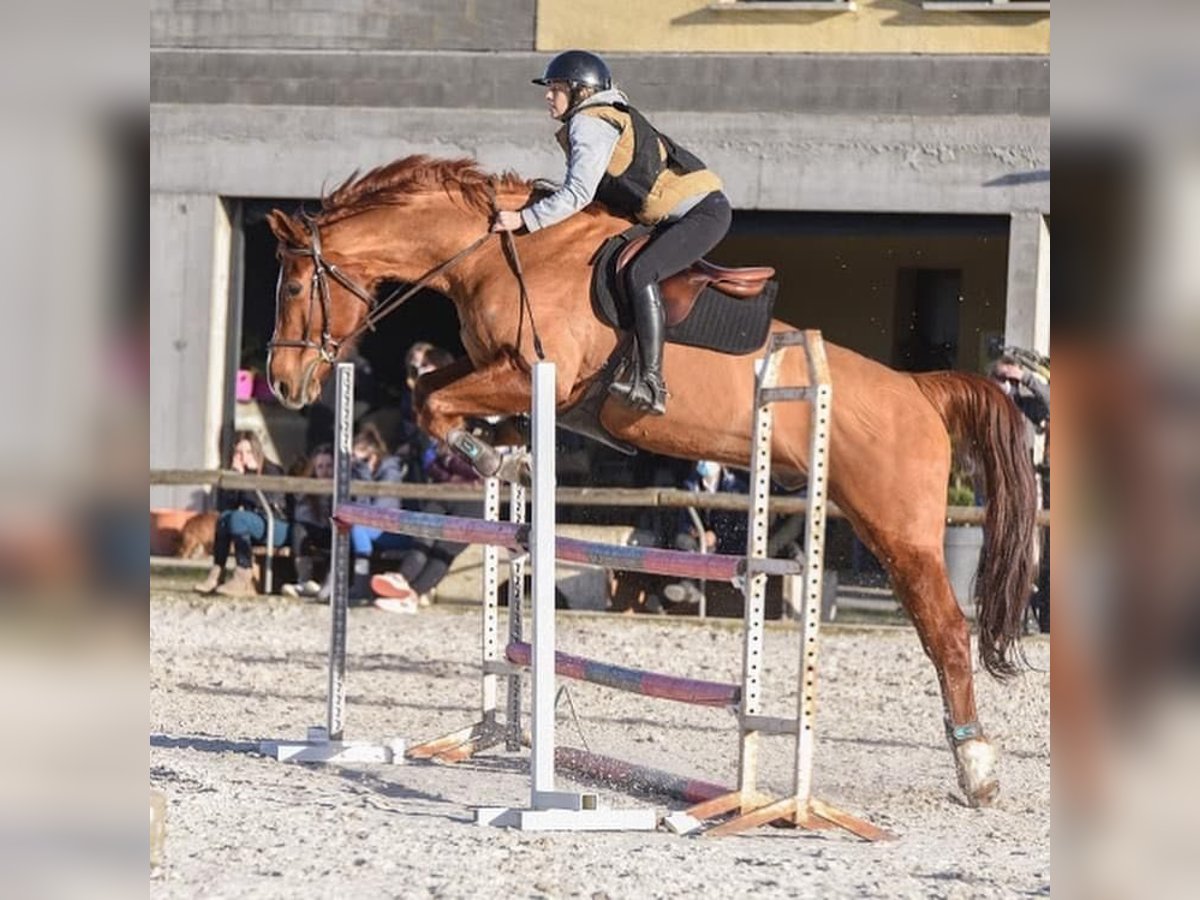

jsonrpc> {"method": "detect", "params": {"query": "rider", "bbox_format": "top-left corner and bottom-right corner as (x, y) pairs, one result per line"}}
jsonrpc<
(491, 50), (731, 416)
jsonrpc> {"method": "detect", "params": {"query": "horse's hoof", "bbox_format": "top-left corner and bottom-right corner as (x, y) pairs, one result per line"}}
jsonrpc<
(953, 737), (1000, 807)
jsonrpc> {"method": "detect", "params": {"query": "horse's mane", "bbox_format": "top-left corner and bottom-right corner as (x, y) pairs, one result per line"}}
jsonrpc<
(316, 155), (538, 225)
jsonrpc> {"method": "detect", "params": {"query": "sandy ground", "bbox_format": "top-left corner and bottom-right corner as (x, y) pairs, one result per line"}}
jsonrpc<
(150, 585), (1049, 899)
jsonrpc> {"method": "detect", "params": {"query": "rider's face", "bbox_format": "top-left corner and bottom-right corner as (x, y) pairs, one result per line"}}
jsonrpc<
(545, 82), (571, 119)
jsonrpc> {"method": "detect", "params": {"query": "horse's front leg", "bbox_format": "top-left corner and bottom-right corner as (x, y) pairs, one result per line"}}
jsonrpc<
(416, 354), (559, 483)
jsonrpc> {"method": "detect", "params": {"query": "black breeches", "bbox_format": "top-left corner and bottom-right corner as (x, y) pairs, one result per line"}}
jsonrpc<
(624, 192), (732, 295)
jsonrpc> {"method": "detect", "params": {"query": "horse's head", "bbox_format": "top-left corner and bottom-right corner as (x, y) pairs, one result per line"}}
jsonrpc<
(265, 209), (375, 409)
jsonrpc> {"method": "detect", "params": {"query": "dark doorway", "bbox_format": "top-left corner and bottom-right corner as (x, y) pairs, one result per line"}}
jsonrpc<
(893, 268), (963, 372)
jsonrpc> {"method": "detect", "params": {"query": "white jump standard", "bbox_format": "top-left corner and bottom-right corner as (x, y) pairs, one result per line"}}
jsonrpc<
(260, 363), (406, 764)
(473, 363), (658, 831)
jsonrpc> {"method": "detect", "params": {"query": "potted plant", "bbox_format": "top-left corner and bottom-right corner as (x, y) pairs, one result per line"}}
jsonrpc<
(943, 456), (983, 619)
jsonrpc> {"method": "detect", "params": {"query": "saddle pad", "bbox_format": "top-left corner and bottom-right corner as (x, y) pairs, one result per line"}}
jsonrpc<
(590, 229), (776, 356)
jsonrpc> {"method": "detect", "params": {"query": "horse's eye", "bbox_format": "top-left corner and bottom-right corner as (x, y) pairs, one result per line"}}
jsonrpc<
(286, 281), (303, 297)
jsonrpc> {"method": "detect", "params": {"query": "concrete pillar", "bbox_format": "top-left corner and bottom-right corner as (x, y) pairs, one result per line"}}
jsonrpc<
(1004, 211), (1050, 356)
(150, 192), (235, 510)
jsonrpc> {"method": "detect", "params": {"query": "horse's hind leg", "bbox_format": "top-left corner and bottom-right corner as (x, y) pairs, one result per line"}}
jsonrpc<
(880, 536), (1000, 807)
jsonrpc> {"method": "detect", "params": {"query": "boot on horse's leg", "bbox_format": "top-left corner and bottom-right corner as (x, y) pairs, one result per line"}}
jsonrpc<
(609, 283), (667, 416)
(445, 427), (531, 486)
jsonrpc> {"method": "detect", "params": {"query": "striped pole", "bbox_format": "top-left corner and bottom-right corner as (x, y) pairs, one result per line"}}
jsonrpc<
(555, 747), (730, 806)
(334, 504), (801, 582)
(506, 642), (740, 709)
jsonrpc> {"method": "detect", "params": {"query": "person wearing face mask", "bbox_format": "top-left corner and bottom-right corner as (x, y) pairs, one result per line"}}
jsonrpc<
(491, 50), (731, 416)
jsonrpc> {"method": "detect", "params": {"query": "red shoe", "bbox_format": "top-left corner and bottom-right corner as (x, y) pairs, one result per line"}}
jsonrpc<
(371, 572), (415, 600)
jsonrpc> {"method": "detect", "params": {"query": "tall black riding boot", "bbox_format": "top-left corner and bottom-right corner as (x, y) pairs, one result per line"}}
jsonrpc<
(609, 283), (668, 415)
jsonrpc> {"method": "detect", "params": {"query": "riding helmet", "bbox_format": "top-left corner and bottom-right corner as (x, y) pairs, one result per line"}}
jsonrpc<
(532, 50), (612, 91)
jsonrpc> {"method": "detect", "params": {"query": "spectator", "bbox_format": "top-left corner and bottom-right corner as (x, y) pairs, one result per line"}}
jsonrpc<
(608, 457), (686, 614)
(320, 423), (410, 602)
(280, 444), (334, 599)
(989, 355), (1049, 434)
(371, 436), (483, 613)
(372, 347), (484, 613)
(194, 430), (290, 596)
(663, 460), (749, 608)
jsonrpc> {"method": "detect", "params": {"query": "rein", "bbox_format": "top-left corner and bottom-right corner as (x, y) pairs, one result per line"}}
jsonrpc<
(486, 180), (545, 362)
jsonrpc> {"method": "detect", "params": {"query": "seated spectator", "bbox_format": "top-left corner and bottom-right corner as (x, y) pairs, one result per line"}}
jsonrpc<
(372, 346), (484, 613)
(194, 430), (290, 597)
(280, 444), (334, 599)
(663, 460), (749, 608)
(319, 423), (410, 601)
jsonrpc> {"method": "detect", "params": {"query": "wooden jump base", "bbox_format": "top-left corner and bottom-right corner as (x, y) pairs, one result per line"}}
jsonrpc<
(505, 641), (741, 709)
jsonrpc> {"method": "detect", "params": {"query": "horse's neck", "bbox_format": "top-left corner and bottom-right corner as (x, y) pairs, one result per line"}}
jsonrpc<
(332, 205), (486, 290)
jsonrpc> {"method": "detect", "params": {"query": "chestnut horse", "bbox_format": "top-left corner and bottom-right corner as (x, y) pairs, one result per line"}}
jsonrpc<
(266, 156), (1037, 807)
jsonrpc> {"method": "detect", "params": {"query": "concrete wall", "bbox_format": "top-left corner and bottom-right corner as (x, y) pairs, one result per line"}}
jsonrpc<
(150, 102), (1048, 216)
(151, 0), (535, 51)
(150, 192), (235, 509)
(537, 0), (1050, 54)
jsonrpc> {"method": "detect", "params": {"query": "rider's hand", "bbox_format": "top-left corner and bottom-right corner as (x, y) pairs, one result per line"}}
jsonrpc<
(491, 210), (524, 233)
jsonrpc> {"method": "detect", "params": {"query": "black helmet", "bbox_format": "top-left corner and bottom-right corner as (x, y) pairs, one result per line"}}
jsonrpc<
(532, 50), (612, 91)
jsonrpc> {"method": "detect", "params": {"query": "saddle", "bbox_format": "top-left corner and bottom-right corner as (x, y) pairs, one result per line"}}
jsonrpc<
(615, 235), (775, 327)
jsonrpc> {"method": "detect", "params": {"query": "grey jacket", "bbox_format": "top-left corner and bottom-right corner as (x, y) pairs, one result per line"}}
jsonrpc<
(521, 89), (629, 233)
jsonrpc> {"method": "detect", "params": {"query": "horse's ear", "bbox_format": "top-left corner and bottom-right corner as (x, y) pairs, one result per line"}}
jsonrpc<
(266, 209), (303, 245)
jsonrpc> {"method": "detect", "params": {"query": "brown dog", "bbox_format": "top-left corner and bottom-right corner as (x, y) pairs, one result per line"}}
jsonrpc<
(176, 511), (218, 560)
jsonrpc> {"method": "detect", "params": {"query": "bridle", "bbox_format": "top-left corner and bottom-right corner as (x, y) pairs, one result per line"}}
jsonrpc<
(266, 213), (495, 398)
(267, 214), (381, 364)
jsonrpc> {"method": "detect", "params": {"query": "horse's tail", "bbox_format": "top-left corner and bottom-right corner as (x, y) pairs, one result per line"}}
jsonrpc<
(913, 371), (1039, 680)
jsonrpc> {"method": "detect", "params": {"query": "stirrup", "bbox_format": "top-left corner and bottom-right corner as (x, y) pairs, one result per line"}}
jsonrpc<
(625, 374), (667, 416)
